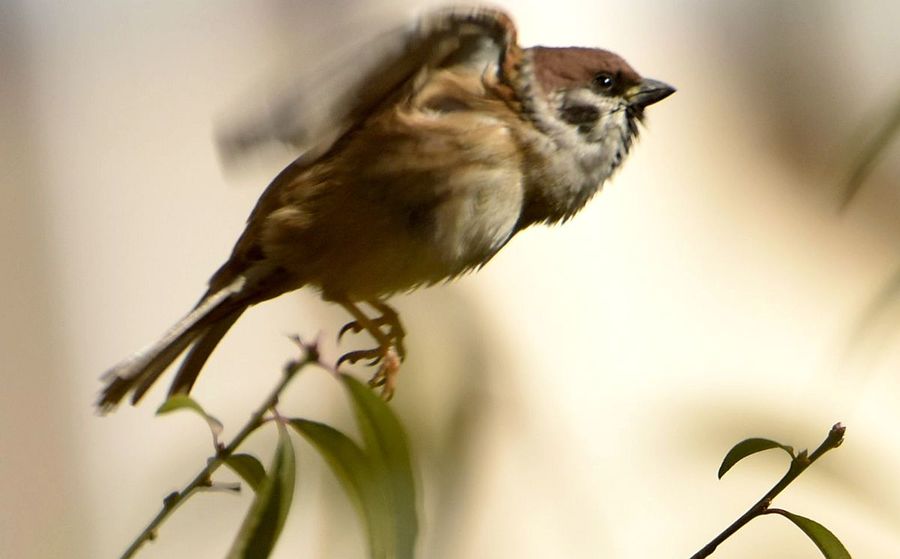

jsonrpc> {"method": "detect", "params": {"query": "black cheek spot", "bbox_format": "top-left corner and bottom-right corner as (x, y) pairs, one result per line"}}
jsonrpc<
(560, 104), (600, 127)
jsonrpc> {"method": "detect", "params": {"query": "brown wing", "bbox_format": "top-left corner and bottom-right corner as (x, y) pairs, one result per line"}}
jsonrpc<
(208, 6), (524, 292)
(217, 6), (523, 170)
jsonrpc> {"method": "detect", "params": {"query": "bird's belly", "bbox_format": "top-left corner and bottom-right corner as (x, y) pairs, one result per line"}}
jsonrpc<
(304, 165), (523, 300)
(261, 98), (526, 300)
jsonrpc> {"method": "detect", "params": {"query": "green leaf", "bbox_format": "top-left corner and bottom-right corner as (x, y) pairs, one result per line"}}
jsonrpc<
(770, 510), (852, 559)
(227, 423), (296, 559)
(341, 374), (418, 559)
(156, 394), (224, 439)
(224, 454), (267, 493)
(289, 419), (391, 558)
(840, 92), (900, 210)
(718, 438), (795, 479)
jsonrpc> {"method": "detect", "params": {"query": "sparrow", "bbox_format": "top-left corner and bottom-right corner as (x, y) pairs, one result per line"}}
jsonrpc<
(98, 6), (674, 411)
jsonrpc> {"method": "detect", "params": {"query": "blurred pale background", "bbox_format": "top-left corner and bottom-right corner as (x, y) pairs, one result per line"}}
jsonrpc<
(2, 1), (899, 557)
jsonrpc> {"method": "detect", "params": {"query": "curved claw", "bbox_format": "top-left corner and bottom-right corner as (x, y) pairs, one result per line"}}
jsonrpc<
(337, 320), (364, 343)
(335, 353), (352, 369)
(368, 373), (386, 388)
(336, 347), (383, 369)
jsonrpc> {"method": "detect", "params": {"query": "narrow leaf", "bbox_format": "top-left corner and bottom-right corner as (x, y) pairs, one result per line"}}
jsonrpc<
(770, 510), (851, 559)
(718, 438), (794, 479)
(341, 374), (418, 559)
(227, 423), (296, 559)
(289, 419), (390, 558)
(225, 453), (267, 493)
(156, 394), (224, 439)
(840, 93), (900, 210)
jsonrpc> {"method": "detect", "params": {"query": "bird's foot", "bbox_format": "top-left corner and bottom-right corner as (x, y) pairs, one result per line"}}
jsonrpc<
(335, 299), (406, 400)
(336, 341), (402, 401)
(337, 302), (406, 360)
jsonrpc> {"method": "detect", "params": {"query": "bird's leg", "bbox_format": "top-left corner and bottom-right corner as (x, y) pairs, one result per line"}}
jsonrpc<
(365, 299), (407, 360)
(336, 300), (405, 399)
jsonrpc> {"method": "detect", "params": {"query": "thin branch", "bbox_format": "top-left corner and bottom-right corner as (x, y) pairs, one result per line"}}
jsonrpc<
(690, 423), (845, 559)
(119, 345), (317, 559)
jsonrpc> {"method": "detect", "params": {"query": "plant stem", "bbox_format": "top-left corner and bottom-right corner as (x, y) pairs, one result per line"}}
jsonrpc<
(690, 423), (845, 559)
(119, 353), (313, 559)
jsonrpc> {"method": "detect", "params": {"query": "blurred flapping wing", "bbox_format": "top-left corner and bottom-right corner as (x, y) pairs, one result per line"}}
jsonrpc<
(216, 6), (522, 169)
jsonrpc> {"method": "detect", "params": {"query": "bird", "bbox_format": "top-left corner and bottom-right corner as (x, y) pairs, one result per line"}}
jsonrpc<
(98, 6), (675, 411)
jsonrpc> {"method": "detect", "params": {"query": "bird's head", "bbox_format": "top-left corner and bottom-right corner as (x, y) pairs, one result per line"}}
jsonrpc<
(519, 46), (675, 173)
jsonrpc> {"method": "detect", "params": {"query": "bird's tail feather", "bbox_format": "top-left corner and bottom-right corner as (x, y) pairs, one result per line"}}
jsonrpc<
(165, 311), (243, 398)
(97, 274), (250, 413)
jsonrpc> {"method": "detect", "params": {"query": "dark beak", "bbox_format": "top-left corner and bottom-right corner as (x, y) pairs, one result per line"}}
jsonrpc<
(627, 78), (676, 108)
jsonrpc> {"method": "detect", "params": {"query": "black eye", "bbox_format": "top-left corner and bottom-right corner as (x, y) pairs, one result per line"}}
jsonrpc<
(593, 73), (615, 90)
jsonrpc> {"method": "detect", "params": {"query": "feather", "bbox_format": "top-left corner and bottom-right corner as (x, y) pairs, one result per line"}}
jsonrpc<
(97, 274), (250, 412)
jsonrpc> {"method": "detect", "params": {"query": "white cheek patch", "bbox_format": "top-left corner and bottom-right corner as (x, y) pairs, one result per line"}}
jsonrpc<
(562, 88), (602, 107)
